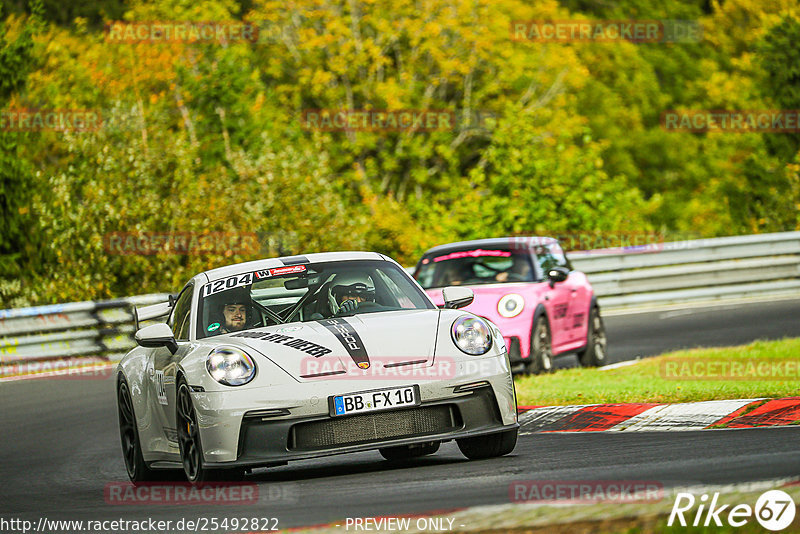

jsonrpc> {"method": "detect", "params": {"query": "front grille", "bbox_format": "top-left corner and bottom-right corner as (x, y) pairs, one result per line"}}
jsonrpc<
(289, 405), (459, 450)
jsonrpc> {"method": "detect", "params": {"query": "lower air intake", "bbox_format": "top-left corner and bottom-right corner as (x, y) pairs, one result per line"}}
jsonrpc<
(290, 405), (458, 450)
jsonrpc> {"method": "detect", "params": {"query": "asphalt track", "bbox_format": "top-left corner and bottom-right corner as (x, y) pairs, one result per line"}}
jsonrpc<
(2, 298), (800, 531)
(554, 297), (800, 368)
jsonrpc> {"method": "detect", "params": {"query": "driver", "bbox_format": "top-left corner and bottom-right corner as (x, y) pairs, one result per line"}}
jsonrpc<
(215, 287), (252, 334)
(330, 273), (376, 315)
(495, 254), (532, 283)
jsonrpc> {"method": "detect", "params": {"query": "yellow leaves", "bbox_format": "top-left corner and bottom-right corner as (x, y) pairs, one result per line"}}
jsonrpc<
(705, 0), (800, 55)
(252, 92), (265, 112)
(311, 69), (335, 86)
(374, 81), (406, 109)
(423, 21), (442, 36)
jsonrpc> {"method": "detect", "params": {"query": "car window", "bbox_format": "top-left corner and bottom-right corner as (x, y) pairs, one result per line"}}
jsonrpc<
(169, 284), (193, 341)
(374, 269), (416, 308)
(535, 243), (568, 273)
(197, 260), (435, 339)
(415, 248), (535, 289)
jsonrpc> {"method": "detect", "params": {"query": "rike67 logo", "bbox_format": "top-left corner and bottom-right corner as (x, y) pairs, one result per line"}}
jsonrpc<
(668, 490), (796, 531)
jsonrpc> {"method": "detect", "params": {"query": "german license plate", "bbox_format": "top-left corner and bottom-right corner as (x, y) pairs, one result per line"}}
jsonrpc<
(331, 385), (419, 417)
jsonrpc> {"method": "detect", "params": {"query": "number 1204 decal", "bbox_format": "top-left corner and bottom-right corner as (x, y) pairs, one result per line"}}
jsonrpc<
(202, 273), (253, 297)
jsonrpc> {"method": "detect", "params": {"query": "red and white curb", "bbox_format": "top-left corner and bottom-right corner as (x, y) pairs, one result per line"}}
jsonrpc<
(517, 397), (800, 433)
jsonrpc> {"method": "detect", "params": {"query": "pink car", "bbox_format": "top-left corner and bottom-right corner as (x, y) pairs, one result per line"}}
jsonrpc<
(413, 237), (607, 373)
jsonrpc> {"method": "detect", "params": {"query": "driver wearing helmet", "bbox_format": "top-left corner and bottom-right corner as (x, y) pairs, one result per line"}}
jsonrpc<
(330, 273), (376, 316)
(495, 254), (532, 283)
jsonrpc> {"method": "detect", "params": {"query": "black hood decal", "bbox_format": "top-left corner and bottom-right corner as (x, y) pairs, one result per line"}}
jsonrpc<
(317, 317), (370, 369)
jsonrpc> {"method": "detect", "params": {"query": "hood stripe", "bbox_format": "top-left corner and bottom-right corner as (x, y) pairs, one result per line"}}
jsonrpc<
(317, 318), (370, 369)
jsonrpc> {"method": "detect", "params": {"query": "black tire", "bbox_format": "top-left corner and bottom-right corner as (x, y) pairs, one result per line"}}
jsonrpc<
(457, 428), (518, 460)
(176, 377), (244, 484)
(117, 377), (165, 484)
(526, 316), (554, 374)
(576, 307), (608, 367)
(379, 441), (440, 461)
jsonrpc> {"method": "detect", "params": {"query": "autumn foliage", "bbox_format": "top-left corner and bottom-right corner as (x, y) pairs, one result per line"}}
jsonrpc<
(0, 0), (798, 305)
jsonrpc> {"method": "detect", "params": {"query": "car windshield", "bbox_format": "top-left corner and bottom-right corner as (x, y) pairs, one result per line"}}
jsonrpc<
(197, 260), (435, 338)
(415, 248), (536, 289)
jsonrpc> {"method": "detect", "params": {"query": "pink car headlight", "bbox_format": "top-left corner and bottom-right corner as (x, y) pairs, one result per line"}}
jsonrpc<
(497, 293), (524, 318)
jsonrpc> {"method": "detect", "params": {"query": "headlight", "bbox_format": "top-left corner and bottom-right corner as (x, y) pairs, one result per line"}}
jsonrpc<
(206, 347), (256, 386)
(451, 316), (493, 355)
(497, 293), (524, 318)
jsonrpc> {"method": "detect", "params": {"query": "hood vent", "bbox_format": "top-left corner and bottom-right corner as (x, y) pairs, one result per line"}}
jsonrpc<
(299, 370), (347, 379)
(383, 359), (428, 368)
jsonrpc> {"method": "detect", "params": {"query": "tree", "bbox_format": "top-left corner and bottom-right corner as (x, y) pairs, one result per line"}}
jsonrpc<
(0, 0), (41, 302)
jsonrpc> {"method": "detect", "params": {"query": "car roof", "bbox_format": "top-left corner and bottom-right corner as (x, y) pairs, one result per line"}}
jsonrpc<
(420, 236), (558, 257)
(200, 251), (388, 282)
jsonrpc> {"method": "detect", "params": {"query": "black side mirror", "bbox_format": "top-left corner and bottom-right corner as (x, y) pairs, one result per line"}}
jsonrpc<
(547, 266), (570, 288)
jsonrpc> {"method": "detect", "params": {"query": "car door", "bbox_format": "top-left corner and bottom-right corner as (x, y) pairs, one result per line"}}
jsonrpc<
(149, 282), (194, 445)
(549, 242), (586, 344)
(535, 243), (576, 350)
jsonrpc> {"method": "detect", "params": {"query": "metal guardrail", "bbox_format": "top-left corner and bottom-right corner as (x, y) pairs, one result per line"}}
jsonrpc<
(569, 231), (800, 309)
(0, 294), (169, 373)
(1, 232), (799, 372)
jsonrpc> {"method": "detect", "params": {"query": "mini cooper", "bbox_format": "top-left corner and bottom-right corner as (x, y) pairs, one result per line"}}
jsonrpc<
(413, 237), (607, 374)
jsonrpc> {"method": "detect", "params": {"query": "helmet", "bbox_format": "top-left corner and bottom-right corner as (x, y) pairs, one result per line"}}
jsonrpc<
(328, 272), (375, 314)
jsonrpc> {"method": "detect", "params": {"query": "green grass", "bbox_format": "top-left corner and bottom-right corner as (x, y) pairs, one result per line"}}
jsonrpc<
(514, 338), (800, 406)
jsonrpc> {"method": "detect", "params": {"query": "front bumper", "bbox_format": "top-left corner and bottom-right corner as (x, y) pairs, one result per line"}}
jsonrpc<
(193, 354), (517, 465)
(207, 385), (514, 468)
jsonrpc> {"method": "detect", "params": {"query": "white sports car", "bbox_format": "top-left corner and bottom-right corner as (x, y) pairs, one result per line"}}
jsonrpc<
(116, 252), (518, 483)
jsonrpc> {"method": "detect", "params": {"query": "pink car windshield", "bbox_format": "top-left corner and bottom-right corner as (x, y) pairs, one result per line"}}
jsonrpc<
(415, 249), (535, 289)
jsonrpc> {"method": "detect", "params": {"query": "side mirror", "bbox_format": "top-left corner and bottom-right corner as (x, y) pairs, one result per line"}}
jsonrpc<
(135, 323), (178, 354)
(441, 286), (474, 309)
(547, 266), (570, 288)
